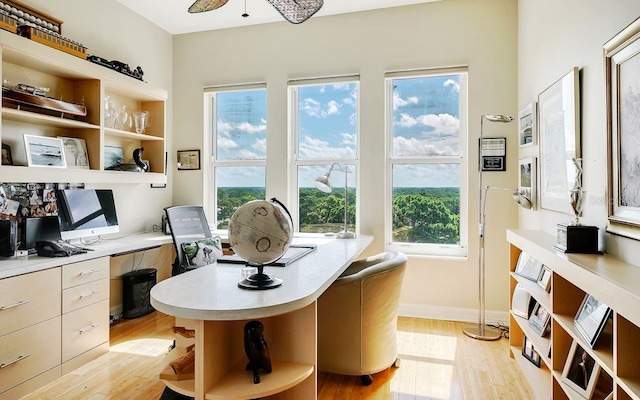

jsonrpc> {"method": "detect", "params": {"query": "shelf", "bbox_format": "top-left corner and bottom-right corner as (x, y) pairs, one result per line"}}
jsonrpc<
(618, 377), (640, 400)
(511, 271), (551, 311)
(510, 345), (551, 400)
(511, 313), (551, 368)
(0, 165), (167, 184)
(554, 314), (614, 376)
(205, 359), (314, 400)
(2, 107), (99, 130)
(104, 128), (163, 141)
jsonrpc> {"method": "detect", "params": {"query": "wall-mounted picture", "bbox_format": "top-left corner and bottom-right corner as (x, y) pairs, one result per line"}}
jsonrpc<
(177, 149), (201, 170)
(480, 137), (506, 171)
(104, 145), (125, 169)
(522, 336), (540, 367)
(24, 134), (66, 168)
(59, 137), (89, 169)
(519, 102), (536, 148)
(574, 294), (612, 348)
(537, 266), (552, 292)
(605, 17), (640, 240)
(514, 251), (543, 281)
(562, 340), (600, 398)
(528, 302), (550, 337)
(538, 67), (581, 215)
(518, 157), (536, 210)
(2, 143), (12, 165)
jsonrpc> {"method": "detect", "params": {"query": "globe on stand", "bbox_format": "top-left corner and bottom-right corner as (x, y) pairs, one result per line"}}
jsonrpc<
(229, 198), (294, 290)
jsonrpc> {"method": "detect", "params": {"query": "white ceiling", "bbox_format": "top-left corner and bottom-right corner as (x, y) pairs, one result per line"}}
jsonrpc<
(115, 0), (440, 35)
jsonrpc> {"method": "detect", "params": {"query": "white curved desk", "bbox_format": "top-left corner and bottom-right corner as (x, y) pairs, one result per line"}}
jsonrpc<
(151, 235), (372, 400)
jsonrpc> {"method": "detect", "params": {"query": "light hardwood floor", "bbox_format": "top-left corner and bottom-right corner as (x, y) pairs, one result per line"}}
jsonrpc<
(22, 312), (533, 400)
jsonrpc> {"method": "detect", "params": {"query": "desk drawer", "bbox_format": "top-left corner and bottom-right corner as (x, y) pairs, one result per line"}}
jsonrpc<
(63, 278), (109, 314)
(63, 257), (109, 289)
(0, 317), (61, 394)
(0, 268), (61, 337)
(62, 299), (109, 362)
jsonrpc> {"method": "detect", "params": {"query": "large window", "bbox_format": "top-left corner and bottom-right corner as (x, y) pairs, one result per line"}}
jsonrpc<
(289, 77), (359, 234)
(206, 85), (267, 229)
(385, 69), (468, 256)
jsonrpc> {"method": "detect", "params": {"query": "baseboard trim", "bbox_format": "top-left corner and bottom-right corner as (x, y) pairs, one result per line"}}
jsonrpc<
(398, 303), (510, 326)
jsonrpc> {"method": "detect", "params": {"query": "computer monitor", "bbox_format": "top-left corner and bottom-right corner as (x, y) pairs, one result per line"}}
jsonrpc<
(55, 189), (119, 242)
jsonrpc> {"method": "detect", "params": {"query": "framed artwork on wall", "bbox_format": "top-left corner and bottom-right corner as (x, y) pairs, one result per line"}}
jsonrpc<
(538, 67), (581, 215)
(177, 149), (201, 170)
(605, 17), (640, 240)
(518, 102), (536, 148)
(518, 157), (536, 210)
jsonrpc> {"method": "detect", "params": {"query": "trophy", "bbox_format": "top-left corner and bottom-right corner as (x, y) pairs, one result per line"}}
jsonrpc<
(555, 158), (600, 253)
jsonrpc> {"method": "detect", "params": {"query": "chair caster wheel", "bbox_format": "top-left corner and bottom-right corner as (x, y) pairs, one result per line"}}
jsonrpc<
(360, 374), (373, 386)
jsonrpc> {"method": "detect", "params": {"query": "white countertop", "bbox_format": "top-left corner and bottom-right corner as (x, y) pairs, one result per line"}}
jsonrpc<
(0, 232), (173, 279)
(150, 235), (373, 321)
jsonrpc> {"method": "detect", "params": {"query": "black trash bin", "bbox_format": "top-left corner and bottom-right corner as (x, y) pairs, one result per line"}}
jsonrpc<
(122, 268), (157, 319)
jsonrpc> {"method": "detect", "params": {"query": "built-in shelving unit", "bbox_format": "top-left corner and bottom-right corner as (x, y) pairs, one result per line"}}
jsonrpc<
(507, 229), (640, 400)
(0, 29), (167, 184)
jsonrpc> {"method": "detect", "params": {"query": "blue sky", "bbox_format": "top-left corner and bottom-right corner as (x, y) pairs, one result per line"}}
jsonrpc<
(214, 75), (461, 188)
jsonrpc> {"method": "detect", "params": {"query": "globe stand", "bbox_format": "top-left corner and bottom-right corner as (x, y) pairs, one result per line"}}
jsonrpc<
(238, 264), (283, 290)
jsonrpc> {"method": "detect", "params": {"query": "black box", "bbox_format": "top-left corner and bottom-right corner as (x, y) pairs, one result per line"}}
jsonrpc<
(0, 219), (17, 257)
(122, 268), (157, 319)
(554, 224), (600, 254)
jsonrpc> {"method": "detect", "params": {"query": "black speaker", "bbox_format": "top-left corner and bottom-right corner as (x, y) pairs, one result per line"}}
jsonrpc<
(20, 216), (61, 252)
(0, 219), (18, 257)
(122, 268), (157, 319)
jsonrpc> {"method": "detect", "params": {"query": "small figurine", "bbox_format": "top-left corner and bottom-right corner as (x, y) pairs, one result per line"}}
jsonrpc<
(244, 320), (272, 384)
(105, 147), (148, 172)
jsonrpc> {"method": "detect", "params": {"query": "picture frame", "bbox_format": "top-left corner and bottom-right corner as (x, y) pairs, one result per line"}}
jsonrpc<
(528, 302), (551, 337)
(537, 266), (552, 292)
(518, 157), (536, 210)
(1, 143), (12, 165)
(104, 145), (125, 169)
(23, 134), (66, 168)
(562, 340), (601, 398)
(59, 137), (90, 169)
(521, 336), (541, 368)
(538, 67), (581, 214)
(605, 17), (640, 240)
(177, 149), (201, 170)
(574, 293), (612, 348)
(479, 137), (506, 171)
(514, 251), (543, 282)
(518, 102), (536, 148)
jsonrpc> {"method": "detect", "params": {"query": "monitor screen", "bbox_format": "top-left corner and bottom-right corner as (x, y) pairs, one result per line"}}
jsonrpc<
(55, 189), (119, 241)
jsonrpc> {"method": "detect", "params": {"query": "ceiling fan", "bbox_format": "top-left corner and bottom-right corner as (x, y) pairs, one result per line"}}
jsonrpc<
(188, 0), (324, 24)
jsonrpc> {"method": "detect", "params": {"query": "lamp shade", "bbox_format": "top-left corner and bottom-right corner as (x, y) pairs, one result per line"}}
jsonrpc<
(266, 0), (323, 24)
(484, 114), (514, 123)
(188, 0), (229, 13)
(314, 174), (332, 193)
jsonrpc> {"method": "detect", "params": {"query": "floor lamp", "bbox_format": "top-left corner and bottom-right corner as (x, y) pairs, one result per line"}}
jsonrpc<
(314, 163), (355, 239)
(462, 114), (515, 341)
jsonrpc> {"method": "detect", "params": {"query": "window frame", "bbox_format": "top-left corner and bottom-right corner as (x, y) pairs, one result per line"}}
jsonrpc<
(384, 68), (469, 257)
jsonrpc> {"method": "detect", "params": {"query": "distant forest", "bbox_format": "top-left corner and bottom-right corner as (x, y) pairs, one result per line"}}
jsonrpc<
(217, 187), (460, 244)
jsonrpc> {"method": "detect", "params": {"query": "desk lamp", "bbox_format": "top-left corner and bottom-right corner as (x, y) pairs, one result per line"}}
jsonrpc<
(314, 163), (355, 239)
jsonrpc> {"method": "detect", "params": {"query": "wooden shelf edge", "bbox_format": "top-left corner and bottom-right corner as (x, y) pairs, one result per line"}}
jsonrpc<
(0, 165), (167, 184)
(617, 376), (640, 400)
(510, 346), (551, 400)
(104, 128), (164, 141)
(511, 312), (551, 367)
(205, 359), (314, 400)
(510, 271), (552, 311)
(2, 107), (99, 129)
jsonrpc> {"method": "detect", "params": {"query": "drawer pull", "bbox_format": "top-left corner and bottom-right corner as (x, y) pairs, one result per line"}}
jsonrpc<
(79, 323), (100, 335)
(0, 353), (30, 369)
(79, 291), (100, 299)
(78, 269), (101, 276)
(0, 299), (31, 311)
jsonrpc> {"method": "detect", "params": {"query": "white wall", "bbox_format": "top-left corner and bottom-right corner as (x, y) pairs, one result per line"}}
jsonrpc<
(22, 0), (174, 234)
(518, 1), (640, 265)
(172, 0), (519, 321)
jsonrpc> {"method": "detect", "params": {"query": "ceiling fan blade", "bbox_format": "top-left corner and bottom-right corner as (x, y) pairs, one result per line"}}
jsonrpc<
(266, 0), (323, 24)
(188, 0), (229, 13)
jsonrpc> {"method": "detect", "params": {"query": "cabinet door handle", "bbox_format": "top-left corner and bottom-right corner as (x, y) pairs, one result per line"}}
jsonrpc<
(0, 353), (30, 369)
(79, 291), (100, 299)
(0, 299), (31, 311)
(78, 269), (101, 276)
(79, 323), (100, 335)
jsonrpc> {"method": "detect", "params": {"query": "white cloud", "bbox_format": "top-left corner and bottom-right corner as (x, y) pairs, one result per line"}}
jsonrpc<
(394, 113), (459, 137)
(217, 136), (238, 150)
(299, 135), (356, 159)
(443, 79), (460, 92)
(252, 138), (266, 155)
(393, 136), (457, 156)
(393, 91), (419, 110)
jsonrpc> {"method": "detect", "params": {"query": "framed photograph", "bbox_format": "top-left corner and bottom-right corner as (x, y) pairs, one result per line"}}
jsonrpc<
(528, 302), (551, 337)
(177, 149), (200, 170)
(1, 143), (12, 165)
(514, 251), (543, 281)
(59, 137), (89, 169)
(605, 17), (640, 239)
(518, 157), (536, 209)
(23, 134), (66, 168)
(538, 67), (581, 214)
(480, 137), (506, 171)
(537, 266), (552, 292)
(562, 340), (601, 398)
(519, 102), (536, 148)
(574, 294), (612, 348)
(521, 336), (541, 367)
(104, 145), (125, 169)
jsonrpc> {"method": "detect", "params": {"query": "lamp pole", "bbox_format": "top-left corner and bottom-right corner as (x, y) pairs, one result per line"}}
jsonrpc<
(337, 165), (355, 239)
